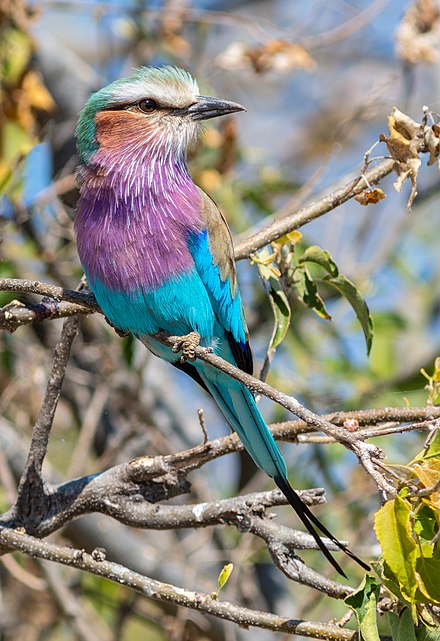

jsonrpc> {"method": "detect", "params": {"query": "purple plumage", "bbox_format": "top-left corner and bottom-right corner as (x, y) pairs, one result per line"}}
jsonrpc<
(76, 110), (203, 291)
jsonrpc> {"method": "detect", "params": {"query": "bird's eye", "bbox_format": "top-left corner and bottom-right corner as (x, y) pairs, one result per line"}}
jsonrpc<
(138, 98), (158, 114)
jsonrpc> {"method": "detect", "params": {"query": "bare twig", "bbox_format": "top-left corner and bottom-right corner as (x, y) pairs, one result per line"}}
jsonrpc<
(159, 334), (394, 494)
(13, 315), (79, 530)
(233, 157), (396, 260)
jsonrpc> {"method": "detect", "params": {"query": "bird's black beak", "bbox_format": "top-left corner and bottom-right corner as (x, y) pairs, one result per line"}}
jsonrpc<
(182, 96), (246, 121)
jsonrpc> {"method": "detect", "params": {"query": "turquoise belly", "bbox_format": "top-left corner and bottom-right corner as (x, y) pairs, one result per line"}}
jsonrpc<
(89, 268), (215, 341)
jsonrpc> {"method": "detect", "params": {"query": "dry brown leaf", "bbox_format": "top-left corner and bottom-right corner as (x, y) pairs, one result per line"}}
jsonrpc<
(388, 108), (419, 142)
(263, 40), (317, 73)
(380, 108), (425, 208)
(395, 0), (440, 64)
(355, 188), (386, 206)
(217, 40), (316, 74)
(425, 124), (440, 167)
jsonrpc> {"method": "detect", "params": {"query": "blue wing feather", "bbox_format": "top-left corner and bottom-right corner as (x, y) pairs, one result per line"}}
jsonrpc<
(188, 212), (253, 374)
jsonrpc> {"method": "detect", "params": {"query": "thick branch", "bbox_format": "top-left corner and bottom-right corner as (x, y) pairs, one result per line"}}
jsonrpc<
(0, 278), (99, 312)
(0, 528), (356, 640)
(0, 415), (352, 597)
(0, 298), (91, 332)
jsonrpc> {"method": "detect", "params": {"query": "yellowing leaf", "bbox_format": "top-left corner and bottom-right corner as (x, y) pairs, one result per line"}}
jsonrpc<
(22, 70), (55, 112)
(0, 120), (34, 198)
(423, 430), (440, 460)
(413, 461), (440, 509)
(276, 230), (302, 246)
(258, 262), (281, 279)
(0, 29), (32, 84)
(420, 357), (440, 406)
(374, 496), (419, 602)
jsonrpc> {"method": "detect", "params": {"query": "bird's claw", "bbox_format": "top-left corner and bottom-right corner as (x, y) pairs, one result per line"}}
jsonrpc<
(172, 331), (201, 362)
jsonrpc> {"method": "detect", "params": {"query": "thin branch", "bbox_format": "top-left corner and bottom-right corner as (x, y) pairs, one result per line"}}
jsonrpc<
(157, 334), (393, 494)
(13, 315), (79, 528)
(3, 476), (333, 550)
(233, 158), (395, 260)
(0, 528), (357, 640)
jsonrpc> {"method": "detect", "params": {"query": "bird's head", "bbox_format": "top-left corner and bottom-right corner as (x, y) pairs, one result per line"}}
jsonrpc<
(76, 66), (245, 165)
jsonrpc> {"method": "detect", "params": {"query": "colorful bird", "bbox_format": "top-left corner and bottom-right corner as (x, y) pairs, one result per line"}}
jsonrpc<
(75, 66), (368, 576)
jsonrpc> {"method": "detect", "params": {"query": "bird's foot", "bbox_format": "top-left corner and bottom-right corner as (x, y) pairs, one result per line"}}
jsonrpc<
(172, 331), (201, 362)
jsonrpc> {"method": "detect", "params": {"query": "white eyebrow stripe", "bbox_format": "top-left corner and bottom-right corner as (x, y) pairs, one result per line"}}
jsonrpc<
(111, 76), (199, 109)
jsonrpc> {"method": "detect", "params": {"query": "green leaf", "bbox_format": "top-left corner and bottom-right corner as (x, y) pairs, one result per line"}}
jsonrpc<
(374, 496), (419, 602)
(372, 310), (408, 331)
(416, 625), (440, 641)
(416, 556), (440, 603)
(389, 610), (417, 641)
(0, 29), (32, 84)
(217, 563), (233, 591)
(320, 273), (374, 355)
(422, 430), (440, 460)
(267, 276), (291, 349)
(294, 265), (331, 319)
(345, 575), (381, 641)
(299, 245), (339, 277)
(413, 505), (437, 542)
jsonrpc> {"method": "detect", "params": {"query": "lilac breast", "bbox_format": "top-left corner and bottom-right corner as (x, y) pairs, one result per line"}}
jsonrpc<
(75, 156), (203, 292)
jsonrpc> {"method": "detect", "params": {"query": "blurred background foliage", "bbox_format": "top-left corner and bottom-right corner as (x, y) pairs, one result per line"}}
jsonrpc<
(1, 0), (440, 640)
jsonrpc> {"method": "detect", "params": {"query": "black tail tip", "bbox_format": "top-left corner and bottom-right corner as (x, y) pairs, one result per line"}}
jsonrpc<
(274, 475), (370, 577)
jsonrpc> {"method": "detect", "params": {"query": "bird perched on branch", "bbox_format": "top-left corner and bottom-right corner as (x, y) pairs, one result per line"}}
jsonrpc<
(75, 66), (368, 576)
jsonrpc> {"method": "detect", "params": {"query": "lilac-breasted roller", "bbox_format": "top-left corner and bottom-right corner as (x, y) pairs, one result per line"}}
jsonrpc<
(75, 66), (368, 576)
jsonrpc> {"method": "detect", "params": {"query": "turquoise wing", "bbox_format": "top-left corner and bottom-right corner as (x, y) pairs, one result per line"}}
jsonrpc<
(188, 189), (253, 374)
